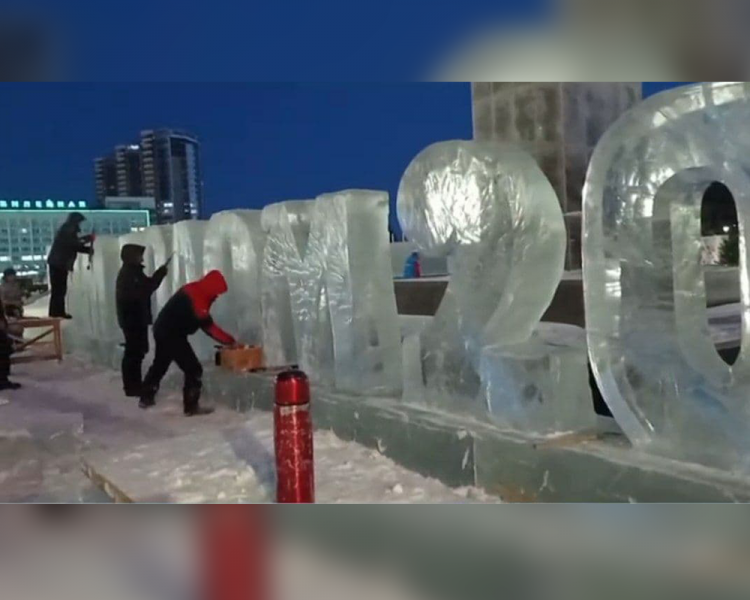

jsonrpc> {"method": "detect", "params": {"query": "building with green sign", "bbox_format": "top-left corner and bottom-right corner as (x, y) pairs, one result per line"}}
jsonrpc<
(0, 199), (150, 281)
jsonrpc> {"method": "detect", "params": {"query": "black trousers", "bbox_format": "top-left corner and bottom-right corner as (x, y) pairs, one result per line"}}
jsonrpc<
(0, 329), (12, 382)
(142, 335), (203, 408)
(121, 326), (149, 393)
(48, 266), (69, 317)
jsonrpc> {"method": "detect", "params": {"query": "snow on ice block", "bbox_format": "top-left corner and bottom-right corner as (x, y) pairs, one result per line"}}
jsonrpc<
(203, 210), (265, 346)
(584, 82), (750, 472)
(397, 140), (568, 409)
(480, 323), (596, 435)
(260, 200), (315, 369)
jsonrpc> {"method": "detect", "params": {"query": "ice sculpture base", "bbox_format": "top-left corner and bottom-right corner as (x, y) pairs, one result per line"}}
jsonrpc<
(480, 323), (597, 436)
(197, 367), (750, 501)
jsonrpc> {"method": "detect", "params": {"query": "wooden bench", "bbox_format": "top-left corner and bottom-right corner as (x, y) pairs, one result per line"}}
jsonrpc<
(10, 317), (64, 364)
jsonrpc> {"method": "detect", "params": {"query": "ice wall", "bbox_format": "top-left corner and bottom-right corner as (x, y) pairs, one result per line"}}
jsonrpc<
(260, 192), (401, 395)
(398, 140), (594, 431)
(583, 82), (750, 471)
(316, 190), (402, 395)
(203, 209), (265, 345)
(65, 235), (123, 365)
(172, 221), (206, 292)
(260, 201), (315, 368)
(136, 225), (174, 314)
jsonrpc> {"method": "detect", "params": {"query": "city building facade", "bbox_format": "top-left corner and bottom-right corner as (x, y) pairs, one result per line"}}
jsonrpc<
(0, 198), (150, 280)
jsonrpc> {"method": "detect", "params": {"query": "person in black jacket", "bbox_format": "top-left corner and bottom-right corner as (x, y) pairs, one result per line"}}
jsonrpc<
(115, 244), (169, 397)
(0, 295), (21, 391)
(140, 270), (236, 416)
(46, 212), (94, 318)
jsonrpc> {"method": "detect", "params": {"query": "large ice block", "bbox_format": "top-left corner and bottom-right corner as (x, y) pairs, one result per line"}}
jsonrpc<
(261, 192), (402, 395)
(315, 190), (402, 395)
(583, 82), (750, 471)
(260, 200), (315, 368)
(480, 324), (596, 434)
(172, 221), (206, 291)
(397, 140), (590, 429)
(203, 209), (265, 345)
(137, 225), (175, 314)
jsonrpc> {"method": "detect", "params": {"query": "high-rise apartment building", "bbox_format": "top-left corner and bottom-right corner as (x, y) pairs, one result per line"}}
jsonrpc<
(94, 129), (203, 224)
(115, 144), (144, 198)
(94, 156), (118, 206)
(140, 129), (203, 223)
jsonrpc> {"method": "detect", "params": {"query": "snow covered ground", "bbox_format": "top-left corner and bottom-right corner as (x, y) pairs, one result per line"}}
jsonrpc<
(0, 355), (497, 503)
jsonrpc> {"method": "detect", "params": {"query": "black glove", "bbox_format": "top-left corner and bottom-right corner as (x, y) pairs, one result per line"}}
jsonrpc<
(155, 264), (168, 277)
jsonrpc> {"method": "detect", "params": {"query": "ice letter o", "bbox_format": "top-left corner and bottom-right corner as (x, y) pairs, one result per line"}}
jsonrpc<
(398, 141), (591, 432)
(584, 82), (750, 470)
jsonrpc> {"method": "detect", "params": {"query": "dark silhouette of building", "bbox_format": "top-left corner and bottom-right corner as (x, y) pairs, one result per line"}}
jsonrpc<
(94, 129), (203, 224)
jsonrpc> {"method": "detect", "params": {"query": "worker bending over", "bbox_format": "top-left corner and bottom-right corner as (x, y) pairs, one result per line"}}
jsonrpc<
(140, 270), (235, 416)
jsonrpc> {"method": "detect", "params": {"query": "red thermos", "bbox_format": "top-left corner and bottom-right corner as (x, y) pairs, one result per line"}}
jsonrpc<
(274, 369), (314, 503)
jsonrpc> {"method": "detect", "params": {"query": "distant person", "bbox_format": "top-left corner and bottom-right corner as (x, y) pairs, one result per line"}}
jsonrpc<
(0, 295), (21, 391)
(115, 244), (170, 398)
(46, 212), (93, 319)
(403, 251), (422, 279)
(0, 268), (24, 319)
(140, 270), (236, 416)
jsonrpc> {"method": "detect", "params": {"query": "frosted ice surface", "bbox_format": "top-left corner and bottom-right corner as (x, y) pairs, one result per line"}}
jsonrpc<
(316, 190), (401, 395)
(202, 210), (265, 356)
(261, 192), (401, 395)
(584, 82), (750, 471)
(89, 236), (122, 345)
(398, 140), (591, 429)
(172, 221), (206, 292)
(138, 225), (175, 314)
(260, 200), (315, 368)
(480, 324), (596, 434)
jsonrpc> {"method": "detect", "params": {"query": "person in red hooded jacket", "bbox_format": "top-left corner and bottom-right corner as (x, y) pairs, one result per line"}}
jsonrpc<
(139, 270), (236, 416)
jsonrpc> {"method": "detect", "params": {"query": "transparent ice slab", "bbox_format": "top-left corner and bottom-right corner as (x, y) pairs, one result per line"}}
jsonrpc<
(260, 192), (402, 395)
(260, 200), (315, 368)
(397, 140), (593, 430)
(583, 82), (750, 471)
(480, 323), (596, 434)
(202, 210), (265, 357)
(172, 221), (206, 292)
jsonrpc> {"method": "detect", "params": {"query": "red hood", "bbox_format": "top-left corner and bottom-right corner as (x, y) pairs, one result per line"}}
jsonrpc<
(185, 270), (228, 303)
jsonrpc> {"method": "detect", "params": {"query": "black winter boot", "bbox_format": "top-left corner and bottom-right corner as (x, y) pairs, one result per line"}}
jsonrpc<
(183, 386), (213, 416)
(139, 385), (157, 409)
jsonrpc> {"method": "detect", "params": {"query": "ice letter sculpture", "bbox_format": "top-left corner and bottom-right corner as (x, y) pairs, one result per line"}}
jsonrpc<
(203, 209), (265, 345)
(315, 190), (402, 395)
(260, 200), (316, 368)
(398, 140), (594, 432)
(584, 82), (750, 471)
(261, 192), (401, 395)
